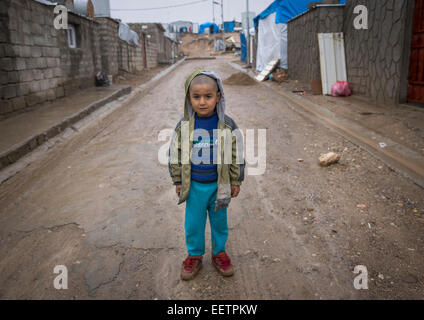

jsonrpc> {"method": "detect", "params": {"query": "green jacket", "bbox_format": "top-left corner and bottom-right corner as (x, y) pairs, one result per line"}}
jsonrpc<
(168, 68), (245, 211)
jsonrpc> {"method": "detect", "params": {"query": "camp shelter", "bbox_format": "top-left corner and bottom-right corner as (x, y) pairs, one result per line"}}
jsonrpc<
(254, 0), (343, 71)
(224, 21), (236, 33)
(199, 22), (219, 34)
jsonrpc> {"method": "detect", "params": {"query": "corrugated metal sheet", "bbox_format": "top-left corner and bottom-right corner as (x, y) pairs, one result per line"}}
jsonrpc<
(91, 0), (110, 17)
(318, 32), (347, 95)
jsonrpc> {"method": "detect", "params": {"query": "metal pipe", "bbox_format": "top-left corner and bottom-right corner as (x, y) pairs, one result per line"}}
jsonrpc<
(246, 0), (250, 66)
(213, 0), (215, 23)
(221, 0), (224, 50)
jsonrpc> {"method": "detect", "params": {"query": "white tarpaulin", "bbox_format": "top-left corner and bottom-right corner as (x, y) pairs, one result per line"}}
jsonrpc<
(118, 22), (139, 46)
(256, 12), (287, 71)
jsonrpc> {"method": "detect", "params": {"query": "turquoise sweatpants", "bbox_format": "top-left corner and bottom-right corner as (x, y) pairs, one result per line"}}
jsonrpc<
(185, 180), (228, 256)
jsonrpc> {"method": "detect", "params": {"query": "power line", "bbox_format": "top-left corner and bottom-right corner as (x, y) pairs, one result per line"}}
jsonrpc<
(110, 0), (209, 11)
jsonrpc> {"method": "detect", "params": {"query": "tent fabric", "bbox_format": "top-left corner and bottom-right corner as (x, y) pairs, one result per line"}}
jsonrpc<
(199, 22), (219, 34)
(256, 12), (287, 71)
(254, 0), (346, 29)
(118, 22), (139, 46)
(254, 0), (347, 71)
(240, 33), (247, 62)
(224, 21), (235, 33)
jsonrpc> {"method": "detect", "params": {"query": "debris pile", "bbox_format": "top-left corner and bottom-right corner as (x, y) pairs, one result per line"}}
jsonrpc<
(223, 72), (256, 86)
(270, 69), (288, 83)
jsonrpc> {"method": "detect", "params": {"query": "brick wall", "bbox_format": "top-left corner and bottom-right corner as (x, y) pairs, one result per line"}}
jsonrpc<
(287, 6), (344, 82)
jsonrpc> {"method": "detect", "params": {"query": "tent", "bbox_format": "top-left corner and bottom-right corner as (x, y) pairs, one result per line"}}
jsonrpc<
(240, 33), (247, 62)
(254, 0), (345, 71)
(199, 22), (219, 34)
(224, 21), (235, 33)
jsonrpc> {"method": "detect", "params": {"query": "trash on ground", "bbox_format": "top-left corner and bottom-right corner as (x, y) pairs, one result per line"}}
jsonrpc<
(319, 152), (341, 167)
(95, 71), (110, 87)
(255, 58), (279, 82)
(271, 69), (288, 83)
(331, 81), (351, 97)
(310, 79), (322, 95)
(379, 142), (387, 148)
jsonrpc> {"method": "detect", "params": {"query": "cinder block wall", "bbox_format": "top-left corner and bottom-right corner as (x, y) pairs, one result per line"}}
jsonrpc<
(0, 0), (101, 117)
(59, 12), (102, 96)
(118, 40), (143, 74)
(97, 17), (119, 76)
(343, 0), (414, 104)
(129, 23), (163, 68)
(287, 6), (344, 82)
(0, 0), (65, 115)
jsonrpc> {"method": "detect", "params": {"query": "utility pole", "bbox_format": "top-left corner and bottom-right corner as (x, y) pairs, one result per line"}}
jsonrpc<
(246, 0), (250, 66)
(212, 0), (215, 24)
(221, 0), (225, 51)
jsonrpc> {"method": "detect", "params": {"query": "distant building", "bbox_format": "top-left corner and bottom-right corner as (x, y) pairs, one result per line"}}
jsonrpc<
(168, 21), (194, 33)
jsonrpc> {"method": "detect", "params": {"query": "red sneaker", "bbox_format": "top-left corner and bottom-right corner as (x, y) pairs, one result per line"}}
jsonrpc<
(180, 256), (203, 281)
(212, 251), (234, 277)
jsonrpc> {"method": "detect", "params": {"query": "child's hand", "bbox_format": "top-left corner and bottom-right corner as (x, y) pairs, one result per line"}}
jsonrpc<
(231, 185), (240, 198)
(175, 185), (182, 196)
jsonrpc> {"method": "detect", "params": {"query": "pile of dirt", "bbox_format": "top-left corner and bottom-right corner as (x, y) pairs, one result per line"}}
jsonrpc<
(223, 72), (257, 86)
(182, 38), (214, 56)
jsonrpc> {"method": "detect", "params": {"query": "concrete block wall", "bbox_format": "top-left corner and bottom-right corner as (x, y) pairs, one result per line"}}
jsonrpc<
(0, 0), (64, 115)
(287, 6), (344, 82)
(97, 17), (119, 76)
(118, 40), (143, 74)
(0, 0), (102, 117)
(0, 1), (167, 119)
(129, 23), (164, 68)
(58, 12), (102, 96)
(158, 37), (176, 64)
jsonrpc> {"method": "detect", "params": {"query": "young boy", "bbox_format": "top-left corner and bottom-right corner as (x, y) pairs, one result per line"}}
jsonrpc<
(168, 68), (245, 281)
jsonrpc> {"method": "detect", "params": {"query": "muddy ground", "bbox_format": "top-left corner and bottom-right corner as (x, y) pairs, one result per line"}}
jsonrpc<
(0, 56), (423, 300)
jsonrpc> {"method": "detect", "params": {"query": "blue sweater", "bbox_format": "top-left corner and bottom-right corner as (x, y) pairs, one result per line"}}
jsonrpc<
(191, 111), (218, 183)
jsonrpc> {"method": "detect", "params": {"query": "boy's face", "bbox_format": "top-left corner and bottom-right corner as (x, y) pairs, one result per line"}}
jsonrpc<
(189, 83), (221, 118)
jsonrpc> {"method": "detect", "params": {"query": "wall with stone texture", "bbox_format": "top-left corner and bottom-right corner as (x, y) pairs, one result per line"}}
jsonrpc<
(0, 0), (101, 118)
(287, 6), (344, 82)
(343, 0), (414, 104)
(287, 0), (415, 105)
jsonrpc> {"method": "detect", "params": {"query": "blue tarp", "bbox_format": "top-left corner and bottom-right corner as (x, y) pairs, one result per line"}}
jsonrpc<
(254, 0), (346, 29)
(240, 33), (247, 62)
(224, 21), (235, 33)
(199, 22), (219, 34)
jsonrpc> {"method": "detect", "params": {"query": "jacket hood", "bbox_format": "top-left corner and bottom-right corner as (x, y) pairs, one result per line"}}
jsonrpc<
(184, 68), (226, 124)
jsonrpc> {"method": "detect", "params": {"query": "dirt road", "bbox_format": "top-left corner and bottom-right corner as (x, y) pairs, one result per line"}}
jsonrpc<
(0, 57), (423, 299)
